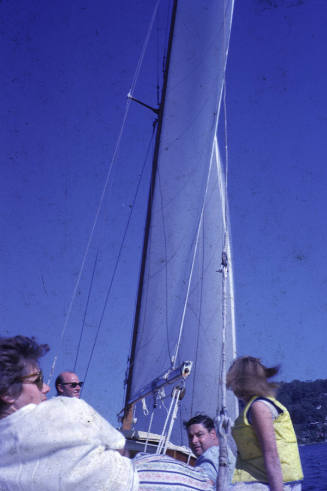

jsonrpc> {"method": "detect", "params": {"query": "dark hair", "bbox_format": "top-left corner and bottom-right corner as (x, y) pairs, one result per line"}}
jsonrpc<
(55, 374), (64, 394)
(226, 356), (279, 400)
(184, 414), (215, 432)
(0, 336), (49, 415)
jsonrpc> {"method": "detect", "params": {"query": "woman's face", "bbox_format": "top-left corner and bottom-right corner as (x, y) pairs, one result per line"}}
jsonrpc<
(11, 365), (50, 411)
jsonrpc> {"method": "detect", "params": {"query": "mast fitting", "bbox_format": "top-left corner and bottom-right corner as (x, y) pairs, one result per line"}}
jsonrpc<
(127, 92), (159, 115)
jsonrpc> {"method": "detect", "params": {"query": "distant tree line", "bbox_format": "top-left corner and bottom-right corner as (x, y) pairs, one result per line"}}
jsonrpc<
(277, 378), (327, 444)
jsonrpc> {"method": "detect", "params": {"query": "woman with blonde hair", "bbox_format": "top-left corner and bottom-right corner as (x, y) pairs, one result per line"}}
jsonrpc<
(226, 356), (303, 491)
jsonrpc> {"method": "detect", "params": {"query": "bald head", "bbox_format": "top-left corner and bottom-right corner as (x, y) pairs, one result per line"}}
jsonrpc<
(55, 371), (83, 398)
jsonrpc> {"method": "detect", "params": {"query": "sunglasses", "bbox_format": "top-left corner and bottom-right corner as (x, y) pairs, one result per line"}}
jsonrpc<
(60, 382), (84, 388)
(20, 371), (44, 390)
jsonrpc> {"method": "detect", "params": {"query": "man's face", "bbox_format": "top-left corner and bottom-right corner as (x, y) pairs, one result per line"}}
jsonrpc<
(58, 372), (82, 398)
(187, 423), (218, 456)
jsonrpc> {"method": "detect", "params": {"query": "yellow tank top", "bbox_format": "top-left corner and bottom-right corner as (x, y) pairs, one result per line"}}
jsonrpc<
(232, 396), (303, 483)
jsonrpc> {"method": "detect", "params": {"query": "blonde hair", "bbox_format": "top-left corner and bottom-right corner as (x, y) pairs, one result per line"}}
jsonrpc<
(226, 356), (279, 400)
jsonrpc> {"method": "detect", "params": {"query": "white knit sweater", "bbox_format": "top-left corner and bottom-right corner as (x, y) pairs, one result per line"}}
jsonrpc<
(0, 396), (139, 490)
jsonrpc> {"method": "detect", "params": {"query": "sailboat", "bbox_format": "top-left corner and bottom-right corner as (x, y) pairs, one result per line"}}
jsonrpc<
(119, 0), (238, 463)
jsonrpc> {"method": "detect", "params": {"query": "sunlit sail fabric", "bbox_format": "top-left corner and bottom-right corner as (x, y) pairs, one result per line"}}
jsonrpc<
(127, 0), (236, 446)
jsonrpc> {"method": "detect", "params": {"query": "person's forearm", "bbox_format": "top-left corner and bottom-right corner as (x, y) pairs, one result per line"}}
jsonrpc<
(264, 450), (283, 491)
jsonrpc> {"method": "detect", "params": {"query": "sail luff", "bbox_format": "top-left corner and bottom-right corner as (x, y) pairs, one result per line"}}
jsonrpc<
(122, 0), (178, 428)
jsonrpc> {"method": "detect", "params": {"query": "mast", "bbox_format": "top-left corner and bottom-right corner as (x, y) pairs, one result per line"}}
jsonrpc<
(122, 0), (178, 430)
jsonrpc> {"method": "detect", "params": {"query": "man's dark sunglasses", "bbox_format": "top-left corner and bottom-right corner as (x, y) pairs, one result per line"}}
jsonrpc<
(20, 371), (44, 390)
(61, 382), (84, 388)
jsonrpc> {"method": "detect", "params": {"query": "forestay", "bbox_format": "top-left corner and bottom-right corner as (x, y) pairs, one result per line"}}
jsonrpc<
(125, 0), (237, 447)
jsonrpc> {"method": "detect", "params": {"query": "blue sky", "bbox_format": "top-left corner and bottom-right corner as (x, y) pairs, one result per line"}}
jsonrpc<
(1, 0), (326, 423)
(228, 0), (327, 382)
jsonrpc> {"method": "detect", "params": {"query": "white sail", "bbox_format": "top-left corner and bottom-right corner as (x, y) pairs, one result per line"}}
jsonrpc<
(126, 0), (236, 446)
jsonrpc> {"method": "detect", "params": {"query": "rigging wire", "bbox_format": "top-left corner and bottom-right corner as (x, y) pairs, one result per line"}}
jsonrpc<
(160, 0), (173, 103)
(48, 0), (162, 383)
(73, 250), (99, 373)
(143, 409), (155, 453)
(171, 151), (215, 370)
(156, 386), (179, 454)
(82, 129), (156, 386)
(47, 95), (133, 384)
(129, 0), (161, 98)
(155, 6), (160, 106)
(162, 386), (183, 455)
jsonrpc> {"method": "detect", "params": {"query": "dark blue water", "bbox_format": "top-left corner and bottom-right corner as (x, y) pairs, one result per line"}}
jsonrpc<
(300, 442), (327, 491)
